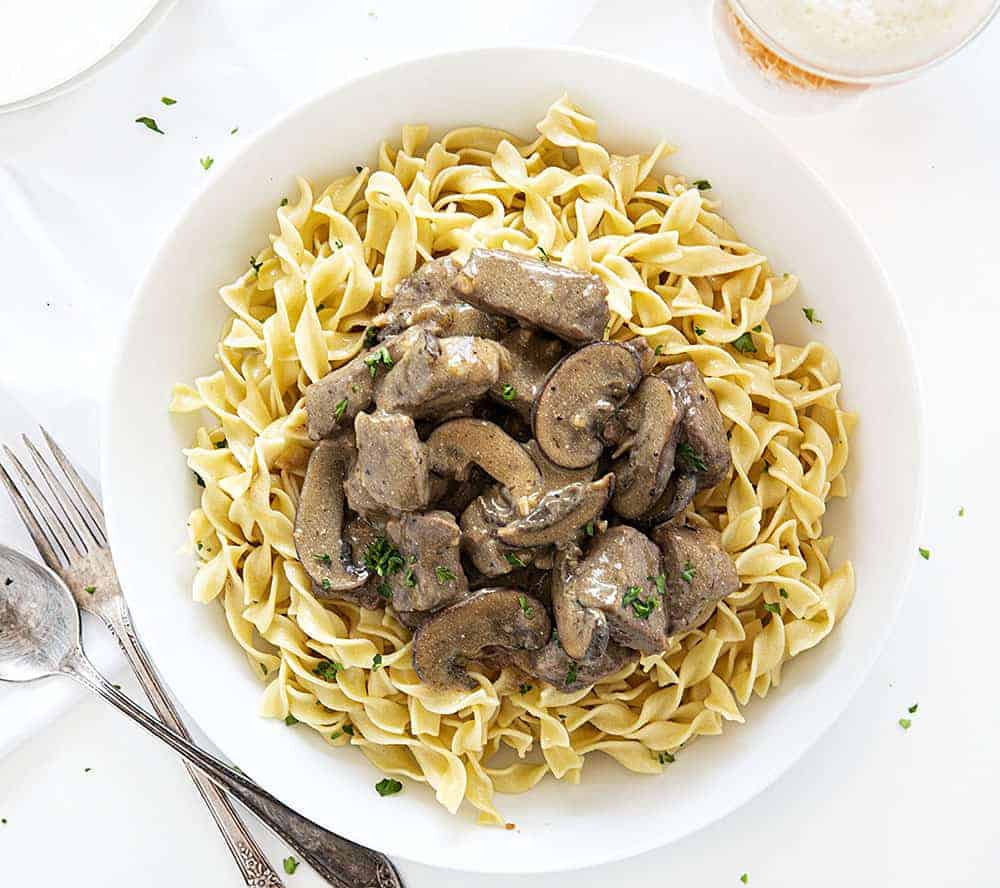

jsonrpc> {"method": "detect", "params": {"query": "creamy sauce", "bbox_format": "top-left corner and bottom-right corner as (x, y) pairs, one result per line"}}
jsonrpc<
(736, 0), (996, 79)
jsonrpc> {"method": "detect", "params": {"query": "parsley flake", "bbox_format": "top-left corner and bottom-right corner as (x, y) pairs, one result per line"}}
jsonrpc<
(694, 326), (705, 335)
(314, 552), (333, 566)
(680, 561), (696, 584)
(283, 856), (299, 874)
(763, 602), (781, 615)
(537, 245), (550, 263)
(677, 442), (707, 473)
(657, 751), (675, 764)
(692, 179), (712, 190)
(779, 588), (789, 598)
(898, 718), (912, 730)
(740, 875), (749, 885)
(505, 552), (526, 568)
(284, 714), (299, 726)
(958, 506), (965, 517)
(803, 307), (822, 325)
(333, 398), (349, 423)
(649, 573), (667, 596)
(160, 96), (177, 106)
(919, 547), (931, 560)
(654, 344), (664, 356)
(518, 593), (534, 618)
(135, 116), (164, 134)
(731, 331), (757, 354)
(565, 661), (579, 685)
(378, 582), (393, 600)
(435, 565), (457, 583)
(518, 683), (533, 695)
(342, 724), (355, 735)
(372, 653), (383, 671)
(585, 522), (595, 536)
(334, 239), (344, 249)
(375, 777), (403, 796)
(363, 326), (379, 348)
(230, 126), (239, 135)
(501, 384), (517, 401)
(249, 256), (263, 274)
(403, 568), (416, 588)
(3, 577), (11, 586)
(752, 324), (762, 332)
(200, 156), (214, 170)
(364, 536), (404, 577)
(193, 471), (205, 488)
(656, 185), (666, 194)
(313, 660), (342, 682)
(364, 346), (393, 377)
(622, 585), (656, 619)
(280, 197), (288, 207)
(908, 703), (918, 714)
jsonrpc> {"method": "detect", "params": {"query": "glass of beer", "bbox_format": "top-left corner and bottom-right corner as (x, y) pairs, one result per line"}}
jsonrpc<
(727, 0), (999, 85)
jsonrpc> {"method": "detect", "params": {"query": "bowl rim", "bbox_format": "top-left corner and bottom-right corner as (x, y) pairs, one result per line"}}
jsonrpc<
(101, 44), (926, 873)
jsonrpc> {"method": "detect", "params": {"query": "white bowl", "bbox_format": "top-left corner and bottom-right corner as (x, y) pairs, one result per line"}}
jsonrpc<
(103, 47), (924, 874)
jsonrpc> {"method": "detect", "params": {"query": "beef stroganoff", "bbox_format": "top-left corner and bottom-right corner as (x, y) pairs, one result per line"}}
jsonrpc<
(170, 96), (855, 823)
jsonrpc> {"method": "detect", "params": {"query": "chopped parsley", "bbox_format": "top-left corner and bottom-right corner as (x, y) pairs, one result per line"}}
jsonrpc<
(280, 197), (288, 207)
(333, 398), (349, 423)
(518, 683), (533, 695)
(622, 585), (656, 619)
(505, 552), (526, 568)
(364, 536), (404, 577)
(365, 345), (393, 377)
(752, 324), (762, 332)
(958, 506), (965, 517)
(802, 307), (822, 325)
(740, 875), (748, 885)
(342, 724), (355, 735)
(403, 568), (416, 588)
(518, 594), (534, 618)
(680, 561), (696, 584)
(375, 777), (403, 796)
(694, 326), (705, 335)
(193, 471), (205, 487)
(330, 730), (342, 740)
(356, 165), (364, 174)
(135, 116), (164, 134)
(84, 767), (92, 773)
(249, 256), (263, 274)
(692, 179), (712, 190)
(537, 245), (550, 263)
(898, 718), (912, 730)
(334, 239), (344, 249)
(200, 156), (214, 170)
(501, 384), (517, 401)
(918, 547), (931, 560)
(585, 522), (595, 536)
(654, 344), (664, 356)
(731, 331), (757, 354)
(314, 552), (333, 566)
(283, 856), (299, 874)
(565, 661), (579, 685)
(313, 660), (342, 682)
(160, 96), (177, 106)
(372, 653), (383, 671)
(908, 703), (919, 714)
(656, 185), (666, 194)
(657, 751), (675, 764)
(215, 439), (227, 448)
(284, 715), (299, 726)
(779, 588), (789, 598)
(85, 585), (96, 595)
(1, 818), (6, 825)
(378, 582), (392, 600)
(3, 577), (12, 586)
(230, 126), (239, 135)
(763, 602), (781, 615)
(260, 663), (268, 676)
(363, 326), (379, 348)
(649, 573), (667, 596)
(321, 578), (331, 590)
(435, 566), (457, 583)
(676, 442), (707, 473)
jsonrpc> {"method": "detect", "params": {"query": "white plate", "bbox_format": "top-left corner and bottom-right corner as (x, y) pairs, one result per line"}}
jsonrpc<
(102, 47), (924, 874)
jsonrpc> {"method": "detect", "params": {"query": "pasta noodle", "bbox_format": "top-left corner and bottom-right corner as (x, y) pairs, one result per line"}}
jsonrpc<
(170, 95), (856, 823)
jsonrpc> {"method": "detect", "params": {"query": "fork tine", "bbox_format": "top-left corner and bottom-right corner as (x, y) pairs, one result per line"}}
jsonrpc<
(23, 434), (104, 551)
(0, 460), (67, 571)
(2, 445), (83, 562)
(39, 426), (108, 543)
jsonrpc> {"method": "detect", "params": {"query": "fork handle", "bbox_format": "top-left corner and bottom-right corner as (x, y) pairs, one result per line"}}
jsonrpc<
(101, 598), (284, 887)
(64, 650), (403, 888)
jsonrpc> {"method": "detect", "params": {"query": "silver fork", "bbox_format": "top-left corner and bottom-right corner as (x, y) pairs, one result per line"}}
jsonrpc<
(0, 429), (402, 888)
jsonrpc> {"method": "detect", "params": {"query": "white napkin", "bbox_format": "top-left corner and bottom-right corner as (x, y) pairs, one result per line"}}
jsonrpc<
(0, 0), (599, 755)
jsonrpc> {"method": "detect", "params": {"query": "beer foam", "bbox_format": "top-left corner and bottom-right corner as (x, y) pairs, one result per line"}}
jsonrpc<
(735, 0), (997, 79)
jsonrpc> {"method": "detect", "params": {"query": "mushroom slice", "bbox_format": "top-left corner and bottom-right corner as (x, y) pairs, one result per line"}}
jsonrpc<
(531, 342), (643, 469)
(426, 418), (542, 500)
(640, 473), (698, 526)
(524, 440), (598, 490)
(459, 492), (524, 577)
(453, 248), (610, 345)
(660, 360), (731, 490)
(498, 473), (614, 549)
(559, 525), (670, 654)
(489, 328), (564, 418)
(293, 438), (369, 596)
(510, 639), (637, 693)
(347, 412), (430, 514)
(550, 544), (609, 662)
(412, 588), (551, 690)
(650, 521), (739, 635)
(611, 377), (681, 520)
(375, 331), (504, 419)
(384, 511), (469, 613)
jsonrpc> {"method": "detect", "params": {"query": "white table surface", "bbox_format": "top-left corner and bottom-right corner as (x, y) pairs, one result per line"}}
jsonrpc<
(2, 2), (999, 886)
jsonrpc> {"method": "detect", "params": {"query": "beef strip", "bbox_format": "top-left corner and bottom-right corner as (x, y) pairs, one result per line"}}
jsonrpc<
(488, 328), (564, 418)
(453, 248), (610, 345)
(509, 639), (637, 692)
(344, 412), (430, 515)
(384, 511), (469, 613)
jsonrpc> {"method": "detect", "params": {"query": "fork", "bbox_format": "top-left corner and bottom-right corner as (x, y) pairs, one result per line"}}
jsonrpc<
(0, 429), (402, 888)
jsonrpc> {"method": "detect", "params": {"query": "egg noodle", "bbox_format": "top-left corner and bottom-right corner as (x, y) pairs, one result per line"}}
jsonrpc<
(170, 95), (855, 823)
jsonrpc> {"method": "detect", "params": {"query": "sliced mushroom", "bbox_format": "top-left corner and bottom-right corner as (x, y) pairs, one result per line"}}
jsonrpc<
(557, 525), (669, 655)
(649, 521), (739, 635)
(412, 588), (551, 689)
(293, 438), (371, 600)
(346, 412), (430, 515)
(549, 544), (608, 662)
(610, 377), (681, 520)
(375, 332), (504, 419)
(660, 360), (731, 489)
(510, 639), (637, 692)
(453, 248), (610, 345)
(426, 418), (542, 500)
(489, 328), (564, 418)
(531, 342), (643, 469)
(524, 439), (598, 490)
(498, 473), (614, 548)
(458, 491), (534, 577)
(640, 473), (698, 526)
(378, 255), (498, 340)
(384, 511), (469, 613)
